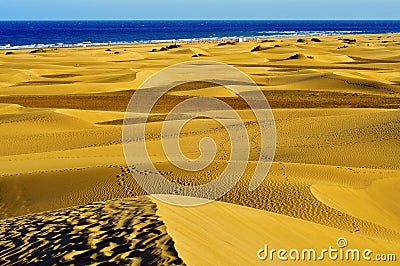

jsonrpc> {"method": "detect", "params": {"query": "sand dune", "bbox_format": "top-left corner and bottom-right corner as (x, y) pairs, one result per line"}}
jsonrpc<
(0, 33), (399, 265)
(0, 196), (184, 265)
(311, 178), (400, 233)
(155, 196), (400, 265)
(0, 103), (24, 114)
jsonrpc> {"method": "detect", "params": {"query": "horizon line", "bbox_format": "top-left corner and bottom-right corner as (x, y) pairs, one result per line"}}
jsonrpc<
(1, 19), (399, 22)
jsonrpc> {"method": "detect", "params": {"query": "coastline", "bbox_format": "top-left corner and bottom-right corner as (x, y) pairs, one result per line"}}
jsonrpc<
(1, 32), (399, 51)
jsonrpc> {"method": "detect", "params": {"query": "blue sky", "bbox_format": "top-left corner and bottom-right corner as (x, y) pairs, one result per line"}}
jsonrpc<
(0, 0), (399, 20)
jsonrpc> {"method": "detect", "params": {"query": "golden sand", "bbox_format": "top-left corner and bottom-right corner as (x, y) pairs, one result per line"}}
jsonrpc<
(0, 34), (399, 264)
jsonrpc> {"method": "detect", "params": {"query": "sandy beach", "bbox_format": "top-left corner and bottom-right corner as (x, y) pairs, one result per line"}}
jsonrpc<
(0, 33), (399, 265)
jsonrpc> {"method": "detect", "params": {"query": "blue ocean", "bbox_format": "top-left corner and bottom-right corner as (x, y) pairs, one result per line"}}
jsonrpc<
(1, 20), (399, 49)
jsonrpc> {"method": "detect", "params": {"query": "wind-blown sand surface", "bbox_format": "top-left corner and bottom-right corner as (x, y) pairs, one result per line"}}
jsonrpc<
(0, 34), (399, 265)
(0, 196), (184, 265)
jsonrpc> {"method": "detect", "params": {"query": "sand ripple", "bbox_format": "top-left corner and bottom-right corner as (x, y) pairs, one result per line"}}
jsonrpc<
(0, 196), (184, 265)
